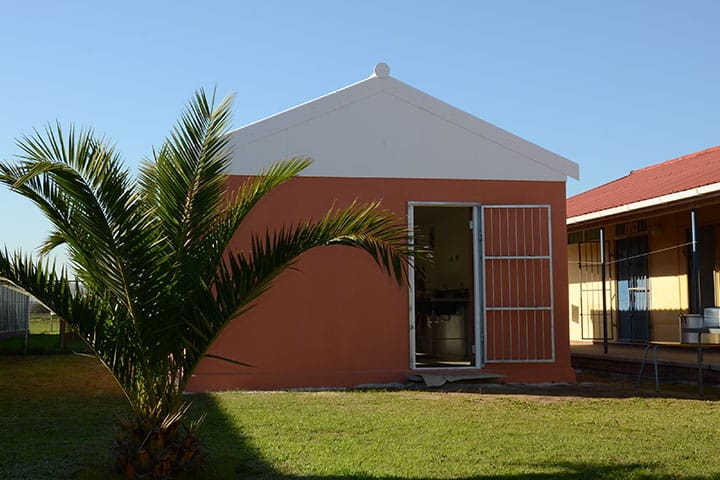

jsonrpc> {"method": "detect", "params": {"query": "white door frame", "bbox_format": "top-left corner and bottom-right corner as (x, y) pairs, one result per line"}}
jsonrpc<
(407, 201), (484, 370)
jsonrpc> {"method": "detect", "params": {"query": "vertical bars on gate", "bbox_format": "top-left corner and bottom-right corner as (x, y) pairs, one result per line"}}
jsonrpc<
(577, 241), (614, 341)
(482, 205), (554, 363)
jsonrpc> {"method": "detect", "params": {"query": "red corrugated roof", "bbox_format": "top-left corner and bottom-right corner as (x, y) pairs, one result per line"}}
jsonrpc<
(567, 145), (720, 219)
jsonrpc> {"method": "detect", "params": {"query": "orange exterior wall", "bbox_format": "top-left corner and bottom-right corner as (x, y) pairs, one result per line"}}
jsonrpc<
(187, 176), (575, 391)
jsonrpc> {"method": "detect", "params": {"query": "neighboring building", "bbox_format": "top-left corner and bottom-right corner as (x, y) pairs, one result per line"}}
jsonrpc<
(0, 284), (29, 338)
(567, 146), (720, 344)
(188, 64), (579, 391)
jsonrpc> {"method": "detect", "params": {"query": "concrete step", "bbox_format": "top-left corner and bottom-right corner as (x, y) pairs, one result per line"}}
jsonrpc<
(408, 372), (506, 387)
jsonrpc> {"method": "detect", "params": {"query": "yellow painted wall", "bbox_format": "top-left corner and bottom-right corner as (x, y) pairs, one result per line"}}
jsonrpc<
(646, 212), (687, 341)
(568, 244), (582, 341)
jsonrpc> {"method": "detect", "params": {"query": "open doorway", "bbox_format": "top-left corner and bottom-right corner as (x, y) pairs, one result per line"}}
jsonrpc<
(412, 205), (476, 367)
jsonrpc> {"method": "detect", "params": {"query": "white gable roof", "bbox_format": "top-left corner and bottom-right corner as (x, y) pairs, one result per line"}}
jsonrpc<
(228, 64), (579, 182)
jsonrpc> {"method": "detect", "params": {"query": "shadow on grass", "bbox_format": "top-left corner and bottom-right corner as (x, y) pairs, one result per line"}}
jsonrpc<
(430, 383), (720, 401)
(190, 392), (277, 478)
(421, 371), (720, 401)
(0, 332), (90, 354)
(194, 392), (712, 480)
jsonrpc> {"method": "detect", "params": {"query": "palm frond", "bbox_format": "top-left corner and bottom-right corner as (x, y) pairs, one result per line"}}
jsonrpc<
(0, 126), (173, 413)
(139, 88), (234, 259)
(190, 157), (312, 284)
(0, 249), (142, 410)
(0, 88), (420, 458)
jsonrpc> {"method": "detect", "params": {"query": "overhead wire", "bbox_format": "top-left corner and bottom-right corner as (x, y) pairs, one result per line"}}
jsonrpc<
(569, 240), (695, 266)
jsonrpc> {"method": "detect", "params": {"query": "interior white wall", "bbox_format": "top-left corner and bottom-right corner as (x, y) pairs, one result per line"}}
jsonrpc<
(415, 207), (473, 293)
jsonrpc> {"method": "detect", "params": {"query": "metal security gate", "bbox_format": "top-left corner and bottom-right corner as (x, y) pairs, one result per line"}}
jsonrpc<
(616, 236), (650, 342)
(577, 242), (614, 341)
(482, 206), (554, 362)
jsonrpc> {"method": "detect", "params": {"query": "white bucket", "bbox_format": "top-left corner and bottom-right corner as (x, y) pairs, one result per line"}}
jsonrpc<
(704, 307), (720, 327)
(680, 314), (704, 343)
(684, 314), (704, 328)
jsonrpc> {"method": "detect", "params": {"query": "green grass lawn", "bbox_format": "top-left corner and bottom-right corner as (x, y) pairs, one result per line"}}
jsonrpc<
(29, 314), (62, 334)
(1, 355), (720, 479)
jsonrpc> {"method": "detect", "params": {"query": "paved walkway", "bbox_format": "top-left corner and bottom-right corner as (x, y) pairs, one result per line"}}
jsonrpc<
(571, 342), (720, 387)
(572, 342), (720, 366)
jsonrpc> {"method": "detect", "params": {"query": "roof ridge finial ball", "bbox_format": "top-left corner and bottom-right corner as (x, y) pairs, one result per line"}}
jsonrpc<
(374, 62), (390, 78)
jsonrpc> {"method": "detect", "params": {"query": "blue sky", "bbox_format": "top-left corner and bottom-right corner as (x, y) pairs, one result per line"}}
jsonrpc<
(2, 1), (719, 266)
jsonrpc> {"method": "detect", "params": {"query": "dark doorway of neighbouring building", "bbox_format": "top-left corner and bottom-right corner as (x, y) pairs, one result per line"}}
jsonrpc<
(616, 236), (650, 342)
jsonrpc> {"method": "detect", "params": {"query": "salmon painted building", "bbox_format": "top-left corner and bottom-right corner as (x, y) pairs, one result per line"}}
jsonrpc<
(567, 146), (720, 344)
(189, 64), (579, 391)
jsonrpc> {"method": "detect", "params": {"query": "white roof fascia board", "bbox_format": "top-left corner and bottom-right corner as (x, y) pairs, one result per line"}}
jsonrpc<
(228, 75), (383, 147)
(378, 76), (579, 180)
(567, 181), (720, 225)
(229, 67), (579, 181)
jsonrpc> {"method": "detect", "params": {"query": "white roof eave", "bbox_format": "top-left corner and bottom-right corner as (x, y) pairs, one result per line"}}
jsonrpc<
(229, 63), (580, 181)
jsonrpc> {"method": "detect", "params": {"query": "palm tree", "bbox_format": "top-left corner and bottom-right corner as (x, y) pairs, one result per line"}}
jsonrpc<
(0, 90), (415, 478)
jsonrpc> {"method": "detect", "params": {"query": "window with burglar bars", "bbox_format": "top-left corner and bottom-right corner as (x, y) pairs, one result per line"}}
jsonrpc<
(482, 206), (554, 363)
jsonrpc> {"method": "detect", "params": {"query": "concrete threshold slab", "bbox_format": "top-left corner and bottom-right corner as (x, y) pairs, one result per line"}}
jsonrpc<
(410, 373), (506, 387)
